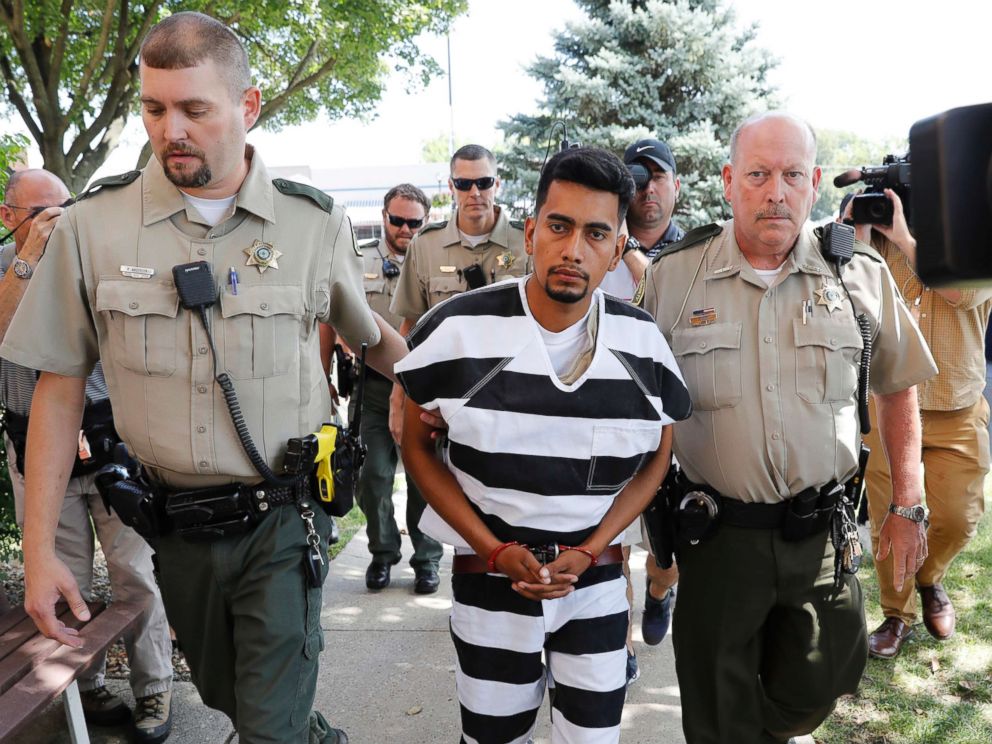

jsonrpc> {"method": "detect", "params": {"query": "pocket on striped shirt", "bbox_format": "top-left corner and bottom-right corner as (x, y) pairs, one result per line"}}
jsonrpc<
(586, 423), (661, 492)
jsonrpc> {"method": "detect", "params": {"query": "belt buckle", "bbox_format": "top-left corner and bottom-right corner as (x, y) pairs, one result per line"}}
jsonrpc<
(530, 543), (558, 564)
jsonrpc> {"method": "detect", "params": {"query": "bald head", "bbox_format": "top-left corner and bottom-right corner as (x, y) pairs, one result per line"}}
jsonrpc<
(729, 112), (817, 168)
(1, 169), (70, 249)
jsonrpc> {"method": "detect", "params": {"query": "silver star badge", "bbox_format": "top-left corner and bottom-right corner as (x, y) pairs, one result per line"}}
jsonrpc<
(814, 282), (845, 313)
(244, 239), (282, 274)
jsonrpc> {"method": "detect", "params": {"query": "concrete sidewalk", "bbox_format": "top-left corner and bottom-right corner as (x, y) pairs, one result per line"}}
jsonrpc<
(10, 489), (685, 743)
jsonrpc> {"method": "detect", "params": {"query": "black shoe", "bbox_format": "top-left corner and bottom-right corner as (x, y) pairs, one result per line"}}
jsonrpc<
(80, 685), (130, 726)
(414, 567), (440, 594)
(328, 517), (340, 545)
(366, 561), (393, 590)
(642, 583), (675, 646)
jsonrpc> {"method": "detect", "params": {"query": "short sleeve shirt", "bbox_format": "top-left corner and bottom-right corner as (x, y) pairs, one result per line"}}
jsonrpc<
(642, 220), (937, 504)
(389, 206), (529, 322)
(0, 149), (379, 488)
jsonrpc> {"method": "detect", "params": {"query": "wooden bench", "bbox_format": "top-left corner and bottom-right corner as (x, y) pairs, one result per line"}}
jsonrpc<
(0, 598), (144, 743)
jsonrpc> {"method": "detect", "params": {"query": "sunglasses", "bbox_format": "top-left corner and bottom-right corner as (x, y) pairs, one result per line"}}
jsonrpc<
(451, 177), (496, 192)
(381, 257), (401, 278)
(386, 213), (424, 229)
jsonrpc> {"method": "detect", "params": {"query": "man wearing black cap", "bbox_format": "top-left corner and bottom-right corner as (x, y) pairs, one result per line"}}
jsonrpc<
(624, 138), (685, 257)
(621, 138), (685, 653)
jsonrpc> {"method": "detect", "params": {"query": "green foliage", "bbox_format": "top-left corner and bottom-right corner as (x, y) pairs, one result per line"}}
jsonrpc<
(498, 0), (778, 221)
(811, 129), (909, 222)
(0, 132), (28, 193)
(0, 427), (20, 562)
(0, 0), (467, 191)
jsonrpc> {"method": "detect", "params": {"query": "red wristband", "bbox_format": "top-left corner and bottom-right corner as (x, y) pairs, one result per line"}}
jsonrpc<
(487, 541), (523, 572)
(558, 545), (597, 566)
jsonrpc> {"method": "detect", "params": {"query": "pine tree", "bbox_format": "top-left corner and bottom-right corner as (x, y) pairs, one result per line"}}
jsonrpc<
(498, 0), (777, 224)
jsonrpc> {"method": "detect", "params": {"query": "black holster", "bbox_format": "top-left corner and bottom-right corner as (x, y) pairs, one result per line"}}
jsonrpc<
(94, 463), (166, 541)
(780, 482), (842, 542)
(643, 465), (679, 569)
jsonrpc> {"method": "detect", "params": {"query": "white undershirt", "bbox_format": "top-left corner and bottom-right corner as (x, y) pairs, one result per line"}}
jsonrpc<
(536, 303), (593, 377)
(753, 265), (785, 287)
(459, 230), (491, 248)
(182, 192), (236, 227)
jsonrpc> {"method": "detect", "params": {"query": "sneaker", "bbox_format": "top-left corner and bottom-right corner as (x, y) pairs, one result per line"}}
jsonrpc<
(310, 711), (349, 743)
(642, 583), (675, 646)
(80, 685), (130, 726)
(625, 651), (640, 685)
(133, 690), (173, 743)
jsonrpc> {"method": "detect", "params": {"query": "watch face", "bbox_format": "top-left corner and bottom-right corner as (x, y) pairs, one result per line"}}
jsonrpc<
(12, 258), (31, 278)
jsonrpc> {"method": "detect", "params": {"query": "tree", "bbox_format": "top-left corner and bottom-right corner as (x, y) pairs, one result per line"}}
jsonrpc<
(811, 129), (909, 222)
(498, 0), (777, 223)
(0, 0), (466, 193)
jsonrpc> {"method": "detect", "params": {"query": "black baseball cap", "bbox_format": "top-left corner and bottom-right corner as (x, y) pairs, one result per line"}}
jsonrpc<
(623, 138), (677, 175)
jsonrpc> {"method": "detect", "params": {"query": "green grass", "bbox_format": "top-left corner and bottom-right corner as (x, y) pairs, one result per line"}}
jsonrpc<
(328, 503), (367, 560)
(815, 486), (992, 744)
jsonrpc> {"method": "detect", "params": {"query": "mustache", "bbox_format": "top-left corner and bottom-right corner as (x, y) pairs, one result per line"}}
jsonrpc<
(548, 264), (590, 280)
(165, 143), (206, 159)
(756, 206), (792, 220)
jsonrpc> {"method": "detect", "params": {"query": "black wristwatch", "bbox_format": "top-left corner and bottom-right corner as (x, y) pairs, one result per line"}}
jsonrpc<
(888, 503), (928, 523)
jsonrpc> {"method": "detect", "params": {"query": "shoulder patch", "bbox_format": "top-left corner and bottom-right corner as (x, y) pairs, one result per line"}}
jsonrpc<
(509, 219), (525, 231)
(419, 220), (447, 234)
(76, 170), (141, 201)
(272, 178), (335, 214)
(652, 223), (722, 263)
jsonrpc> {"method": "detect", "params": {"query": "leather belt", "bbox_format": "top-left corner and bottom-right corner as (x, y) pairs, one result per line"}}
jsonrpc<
(452, 543), (624, 574)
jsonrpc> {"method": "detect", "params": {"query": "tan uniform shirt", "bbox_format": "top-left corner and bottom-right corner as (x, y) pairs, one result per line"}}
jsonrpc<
(643, 220), (937, 504)
(872, 236), (992, 411)
(0, 149), (379, 488)
(359, 239), (404, 332)
(390, 206), (529, 321)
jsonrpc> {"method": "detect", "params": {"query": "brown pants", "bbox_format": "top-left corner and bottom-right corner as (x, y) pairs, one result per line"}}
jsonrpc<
(865, 396), (990, 623)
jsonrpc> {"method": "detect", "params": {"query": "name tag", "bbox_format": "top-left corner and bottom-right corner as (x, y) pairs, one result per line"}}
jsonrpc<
(120, 265), (155, 279)
(440, 265), (457, 273)
(364, 273), (379, 279)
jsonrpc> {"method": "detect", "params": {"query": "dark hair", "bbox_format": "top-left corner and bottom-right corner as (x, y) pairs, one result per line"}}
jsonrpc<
(450, 144), (496, 174)
(535, 147), (635, 224)
(140, 12), (251, 100)
(383, 183), (430, 214)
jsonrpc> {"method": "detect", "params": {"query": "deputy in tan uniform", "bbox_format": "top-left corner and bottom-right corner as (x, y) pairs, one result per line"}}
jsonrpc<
(641, 112), (936, 743)
(388, 144), (529, 442)
(2, 13), (404, 744)
(349, 183), (443, 593)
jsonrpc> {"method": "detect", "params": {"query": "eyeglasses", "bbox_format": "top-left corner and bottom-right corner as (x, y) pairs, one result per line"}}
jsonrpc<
(381, 257), (401, 278)
(451, 177), (496, 192)
(386, 213), (424, 229)
(2, 204), (47, 217)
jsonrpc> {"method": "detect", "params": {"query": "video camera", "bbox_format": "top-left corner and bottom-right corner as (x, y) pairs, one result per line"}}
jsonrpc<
(834, 155), (912, 227)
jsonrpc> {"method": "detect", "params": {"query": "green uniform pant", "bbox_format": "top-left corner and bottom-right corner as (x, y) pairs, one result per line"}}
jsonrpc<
(673, 524), (868, 744)
(350, 376), (442, 569)
(154, 504), (334, 743)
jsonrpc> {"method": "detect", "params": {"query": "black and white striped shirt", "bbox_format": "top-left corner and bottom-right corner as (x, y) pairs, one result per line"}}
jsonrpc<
(396, 277), (691, 548)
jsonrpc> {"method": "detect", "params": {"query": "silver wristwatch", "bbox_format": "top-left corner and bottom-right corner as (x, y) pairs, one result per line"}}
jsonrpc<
(888, 503), (929, 523)
(12, 256), (33, 279)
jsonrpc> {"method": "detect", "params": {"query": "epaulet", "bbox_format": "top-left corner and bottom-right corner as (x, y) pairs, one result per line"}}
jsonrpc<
(356, 238), (379, 257)
(272, 178), (334, 214)
(419, 220), (447, 234)
(509, 219), (525, 230)
(651, 223), (723, 263)
(852, 240), (884, 263)
(76, 170), (141, 201)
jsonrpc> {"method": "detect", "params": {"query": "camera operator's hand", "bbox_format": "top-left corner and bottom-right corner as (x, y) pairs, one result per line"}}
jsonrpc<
(873, 189), (916, 260)
(837, 190), (872, 244)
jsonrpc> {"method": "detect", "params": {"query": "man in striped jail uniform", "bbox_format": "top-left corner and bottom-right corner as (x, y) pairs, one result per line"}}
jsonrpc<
(397, 147), (691, 744)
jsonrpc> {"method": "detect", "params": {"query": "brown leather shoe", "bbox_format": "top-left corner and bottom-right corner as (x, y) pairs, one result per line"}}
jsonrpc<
(919, 583), (956, 640)
(868, 617), (914, 659)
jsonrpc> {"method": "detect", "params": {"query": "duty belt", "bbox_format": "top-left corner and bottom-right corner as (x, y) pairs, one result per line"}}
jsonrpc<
(164, 477), (311, 541)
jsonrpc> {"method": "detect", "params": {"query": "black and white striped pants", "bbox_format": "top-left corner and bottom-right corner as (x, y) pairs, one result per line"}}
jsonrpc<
(450, 564), (628, 743)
